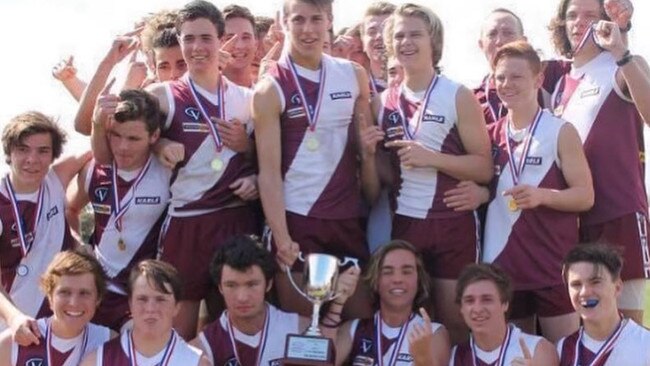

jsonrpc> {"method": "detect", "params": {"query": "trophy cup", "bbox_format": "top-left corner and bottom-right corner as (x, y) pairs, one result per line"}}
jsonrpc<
(280, 253), (359, 366)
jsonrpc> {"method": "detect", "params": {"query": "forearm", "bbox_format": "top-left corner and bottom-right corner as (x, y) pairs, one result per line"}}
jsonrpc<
(430, 153), (493, 184)
(619, 56), (650, 125)
(75, 58), (116, 135)
(90, 122), (112, 164)
(0, 289), (21, 324)
(61, 77), (87, 102)
(319, 300), (345, 341)
(258, 170), (291, 243)
(360, 154), (381, 204)
(541, 186), (594, 212)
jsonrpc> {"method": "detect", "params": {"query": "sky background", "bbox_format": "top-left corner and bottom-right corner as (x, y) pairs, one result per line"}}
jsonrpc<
(0, 0), (648, 164)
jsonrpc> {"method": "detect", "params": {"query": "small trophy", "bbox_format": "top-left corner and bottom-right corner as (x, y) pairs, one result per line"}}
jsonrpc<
(280, 253), (359, 366)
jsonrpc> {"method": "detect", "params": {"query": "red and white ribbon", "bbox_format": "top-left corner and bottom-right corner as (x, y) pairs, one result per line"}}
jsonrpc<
(3, 175), (43, 257)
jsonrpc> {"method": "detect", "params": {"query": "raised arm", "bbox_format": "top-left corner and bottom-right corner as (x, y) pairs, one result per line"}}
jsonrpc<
(52, 55), (88, 102)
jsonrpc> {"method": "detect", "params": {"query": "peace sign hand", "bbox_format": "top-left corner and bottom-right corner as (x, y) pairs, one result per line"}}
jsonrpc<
(510, 337), (533, 366)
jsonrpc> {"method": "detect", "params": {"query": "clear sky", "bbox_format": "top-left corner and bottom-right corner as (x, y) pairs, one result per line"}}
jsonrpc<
(0, 0), (648, 163)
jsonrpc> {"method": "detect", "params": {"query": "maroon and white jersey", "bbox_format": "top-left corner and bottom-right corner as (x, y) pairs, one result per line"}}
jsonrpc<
(370, 76), (387, 98)
(266, 54), (361, 219)
(0, 170), (74, 330)
(162, 76), (255, 217)
(378, 75), (465, 219)
(551, 52), (647, 225)
(474, 60), (571, 124)
(198, 303), (299, 365)
(483, 110), (577, 290)
(348, 312), (442, 365)
(12, 318), (110, 366)
(557, 320), (650, 365)
(96, 330), (201, 366)
(451, 325), (542, 365)
(85, 157), (170, 289)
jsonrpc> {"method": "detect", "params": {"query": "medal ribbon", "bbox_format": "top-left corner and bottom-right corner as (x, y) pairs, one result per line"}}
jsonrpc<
(187, 75), (226, 152)
(285, 55), (327, 131)
(226, 305), (270, 366)
(112, 156), (153, 233)
(127, 329), (178, 366)
(46, 319), (88, 366)
(3, 176), (43, 257)
(552, 75), (583, 115)
(505, 108), (543, 186)
(573, 318), (627, 366)
(573, 22), (597, 56)
(375, 311), (414, 366)
(397, 74), (439, 140)
(470, 323), (513, 366)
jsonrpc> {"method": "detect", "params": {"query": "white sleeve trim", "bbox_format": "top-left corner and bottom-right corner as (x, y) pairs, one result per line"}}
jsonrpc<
(612, 68), (634, 104)
(164, 83), (175, 130)
(199, 332), (214, 364)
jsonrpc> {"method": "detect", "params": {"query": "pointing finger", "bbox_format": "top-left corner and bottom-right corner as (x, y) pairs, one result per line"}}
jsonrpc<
(418, 307), (432, 324)
(519, 337), (532, 360)
(100, 78), (116, 96)
(221, 34), (238, 52)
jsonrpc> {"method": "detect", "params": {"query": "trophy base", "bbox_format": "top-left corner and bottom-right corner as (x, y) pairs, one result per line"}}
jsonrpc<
(280, 334), (335, 366)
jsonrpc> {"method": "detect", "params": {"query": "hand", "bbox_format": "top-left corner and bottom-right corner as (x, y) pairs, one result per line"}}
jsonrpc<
(104, 35), (139, 66)
(444, 181), (490, 211)
(217, 34), (239, 69)
(214, 118), (250, 153)
(604, 0), (633, 30)
(360, 116), (385, 157)
(385, 139), (436, 169)
(52, 55), (77, 81)
(503, 184), (546, 210)
(511, 337), (533, 365)
(335, 265), (360, 304)
(331, 35), (357, 59)
(262, 11), (285, 56)
(408, 308), (436, 364)
(92, 78), (118, 129)
(155, 139), (185, 169)
(592, 20), (627, 59)
(275, 238), (300, 268)
(258, 41), (283, 78)
(123, 50), (148, 90)
(8, 312), (41, 347)
(229, 175), (259, 201)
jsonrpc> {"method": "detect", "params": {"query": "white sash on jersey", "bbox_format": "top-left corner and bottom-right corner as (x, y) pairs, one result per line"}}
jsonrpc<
(2, 176), (44, 256)
(0, 171), (66, 330)
(397, 74), (439, 140)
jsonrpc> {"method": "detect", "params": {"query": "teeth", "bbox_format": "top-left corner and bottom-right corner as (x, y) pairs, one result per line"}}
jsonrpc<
(65, 311), (83, 317)
(389, 288), (405, 295)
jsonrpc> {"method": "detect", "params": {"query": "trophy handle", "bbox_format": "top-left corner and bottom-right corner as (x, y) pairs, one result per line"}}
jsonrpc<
(328, 256), (360, 301)
(285, 252), (309, 300)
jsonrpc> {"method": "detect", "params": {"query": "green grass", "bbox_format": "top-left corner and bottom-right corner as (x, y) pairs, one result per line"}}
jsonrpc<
(645, 282), (650, 327)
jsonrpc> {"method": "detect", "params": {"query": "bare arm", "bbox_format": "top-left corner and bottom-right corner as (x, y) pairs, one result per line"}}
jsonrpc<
(189, 336), (214, 366)
(334, 321), (354, 366)
(52, 55), (87, 102)
(617, 55), (650, 126)
(52, 151), (93, 190)
(0, 284), (40, 346)
(532, 339), (560, 366)
(359, 82), (385, 204)
(252, 78), (298, 267)
(66, 161), (92, 238)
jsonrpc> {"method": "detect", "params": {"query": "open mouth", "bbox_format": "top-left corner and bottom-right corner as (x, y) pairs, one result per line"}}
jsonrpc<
(580, 299), (599, 309)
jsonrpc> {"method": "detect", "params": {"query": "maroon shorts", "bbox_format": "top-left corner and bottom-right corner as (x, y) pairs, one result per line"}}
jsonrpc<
(93, 289), (130, 331)
(392, 213), (479, 279)
(159, 206), (258, 301)
(268, 212), (369, 272)
(510, 284), (574, 318)
(580, 212), (650, 280)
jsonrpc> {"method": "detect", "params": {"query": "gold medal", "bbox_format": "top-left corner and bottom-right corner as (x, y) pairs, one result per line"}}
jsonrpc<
(508, 198), (519, 212)
(306, 137), (319, 151)
(118, 238), (126, 251)
(554, 105), (564, 116)
(211, 158), (224, 171)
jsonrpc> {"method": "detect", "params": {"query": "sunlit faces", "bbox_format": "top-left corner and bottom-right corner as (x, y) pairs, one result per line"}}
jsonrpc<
(9, 132), (54, 192)
(219, 265), (271, 321)
(224, 17), (258, 70)
(178, 18), (222, 75)
(478, 12), (524, 65)
(377, 249), (419, 311)
(48, 273), (100, 338)
(459, 280), (509, 334)
(565, 262), (622, 323)
(390, 15), (434, 70)
(108, 120), (159, 172)
(284, 0), (332, 60)
(153, 46), (187, 82)
(363, 14), (390, 64)
(493, 57), (543, 110)
(564, 0), (603, 51)
(129, 275), (179, 336)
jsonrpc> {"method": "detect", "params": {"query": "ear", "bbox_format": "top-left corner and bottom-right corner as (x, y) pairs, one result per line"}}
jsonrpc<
(266, 279), (273, 293)
(218, 284), (225, 296)
(614, 278), (623, 297)
(502, 300), (510, 314)
(534, 71), (545, 90)
(149, 128), (161, 145)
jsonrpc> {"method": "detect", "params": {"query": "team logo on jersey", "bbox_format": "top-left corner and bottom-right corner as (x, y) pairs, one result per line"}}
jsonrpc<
(352, 355), (375, 366)
(185, 107), (201, 121)
(580, 86), (600, 98)
(525, 156), (542, 166)
(92, 203), (112, 215)
(397, 353), (414, 362)
(290, 93), (302, 106)
(46, 206), (59, 221)
(135, 196), (161, 205)
(182, 122), (210, 133)
(224, 357), (239, 366)
(388, 111), (402, 125)
(330, 91), (352, 100)
(95, 187), (109, 202)
(422, 113), (445, 123)
(25, 358), (44, 366)
(361, 338), (373, 353)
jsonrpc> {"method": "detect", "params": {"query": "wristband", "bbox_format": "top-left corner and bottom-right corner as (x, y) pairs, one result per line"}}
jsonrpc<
(616, 50), (633, 66)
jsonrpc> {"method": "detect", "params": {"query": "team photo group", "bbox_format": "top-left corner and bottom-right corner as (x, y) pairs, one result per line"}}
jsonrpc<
(1, 0), (649, 364)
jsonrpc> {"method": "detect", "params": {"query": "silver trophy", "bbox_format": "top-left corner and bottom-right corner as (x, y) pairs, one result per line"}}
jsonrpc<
(286, 253), (359, 336)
